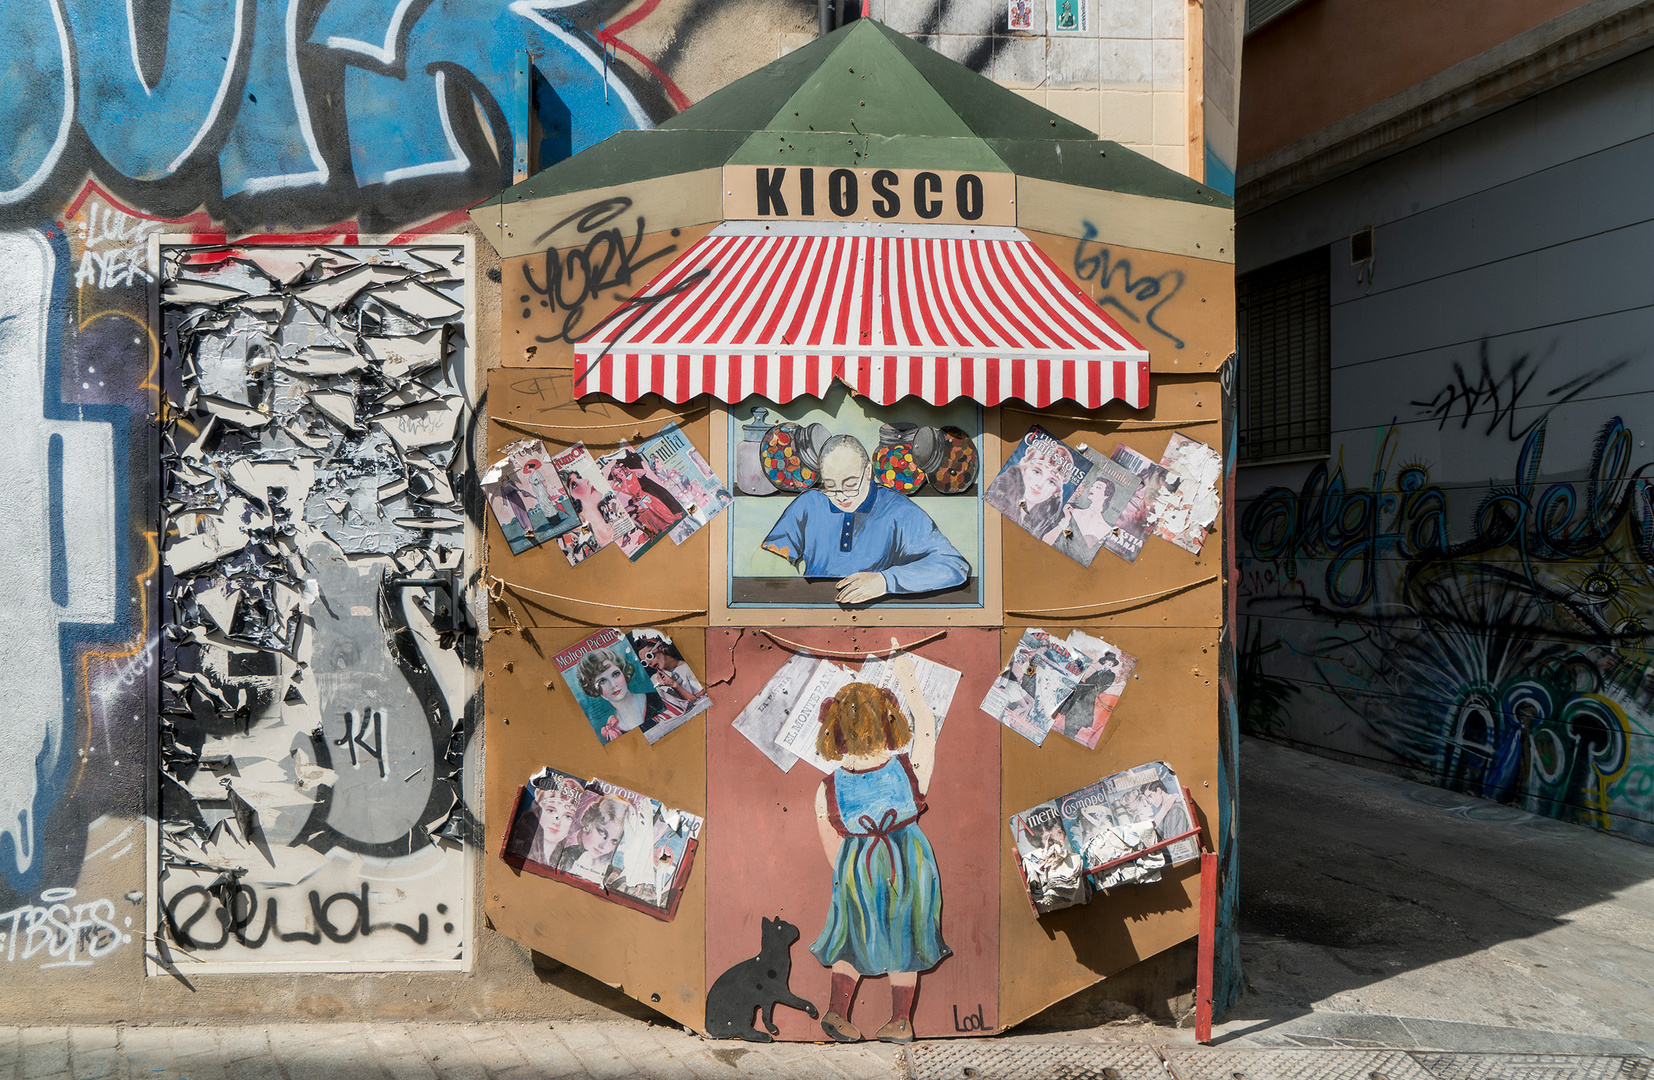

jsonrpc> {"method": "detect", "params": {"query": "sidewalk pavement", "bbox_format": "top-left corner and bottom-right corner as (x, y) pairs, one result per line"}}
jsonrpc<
(4, 1021), (1653, 1080)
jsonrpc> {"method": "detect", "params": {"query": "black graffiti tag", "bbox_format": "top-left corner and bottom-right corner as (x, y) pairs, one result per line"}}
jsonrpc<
(164, 882), (442, 951)
(520, 198), (680, 344)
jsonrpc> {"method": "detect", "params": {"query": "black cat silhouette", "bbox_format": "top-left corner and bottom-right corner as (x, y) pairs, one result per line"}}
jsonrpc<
(704, 915), (819, 1041)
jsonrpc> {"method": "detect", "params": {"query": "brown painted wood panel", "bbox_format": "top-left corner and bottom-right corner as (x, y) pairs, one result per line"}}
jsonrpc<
(704, 627), (1002, 1040)
(1023, 230), (1235, 375)
(484, 368), (713, 629)
(500, 224), (717, 370)
(482, 626), (710, 1030)
(998, 379), (1225, 628)
(996, 624), (1221, 1030)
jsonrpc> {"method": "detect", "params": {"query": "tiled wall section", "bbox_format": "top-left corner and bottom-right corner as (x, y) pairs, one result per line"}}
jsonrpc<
(879, 0), (1189, 170)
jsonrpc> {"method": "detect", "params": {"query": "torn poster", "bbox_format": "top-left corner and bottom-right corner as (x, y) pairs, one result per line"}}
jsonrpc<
(156, 242), (471, 969)
(1101, 444), (1169, 563)
(1045, 446), (1144, 567)
(731, 652), (821, 772)
(597, 441), (686, 560)
(1147, 434), (1224, 554)
(554, 629), (678, 744)
(637, 423), (733, 544)
(500, 766), (702, 921)
(1098, 760), (1199, 865)
(1008, 799), (1090, 913)
(1055, 761), (1198, 894)
(483, 439), (579, 555)
(1066, 791), (1165, 890)
(984, 426), (1092, 543)
(773, 659), (856, 772)
(857, 653), (961, 738)
(1048, 631), (1137, 750)
(979, 629), (1088, 746)
(626, 629), (712, 744)
(548, 442), (634, 566)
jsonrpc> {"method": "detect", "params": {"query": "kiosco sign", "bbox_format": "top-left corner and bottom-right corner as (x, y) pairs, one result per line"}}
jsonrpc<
(724, 166), (1016, 227)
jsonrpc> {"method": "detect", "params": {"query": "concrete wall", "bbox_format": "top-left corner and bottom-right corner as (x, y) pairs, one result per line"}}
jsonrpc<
(1235, 43), (1654, 842)
(0, 0), (1239, 1024)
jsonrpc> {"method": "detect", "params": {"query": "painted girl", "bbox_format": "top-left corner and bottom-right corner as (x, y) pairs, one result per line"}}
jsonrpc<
(811, 673), (949, 1044)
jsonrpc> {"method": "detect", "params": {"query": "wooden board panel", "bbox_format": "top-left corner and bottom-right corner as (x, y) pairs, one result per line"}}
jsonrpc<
(704, 627), (1002, 1039)
(484, 368), (713, 629)
(996, 623), (1221, 1030)
(482, 626), (710, 1030)
(997, 380), (1225, 628)
(500, 224), (717, 370)
(1023, 231), (1235, 375)
(1016, 176), (1234, 262)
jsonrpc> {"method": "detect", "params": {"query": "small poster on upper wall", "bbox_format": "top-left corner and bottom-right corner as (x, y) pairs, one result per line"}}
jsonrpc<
(598, 441), (687, 561)
(1008, 0), (1034, 30)
(1101, 444), (1168, 563)
(1052, 0), (1087, 32)
(482, 439), (580, 555)
(985, 427), (1092, 544)
(1045, 446), (1143, 567)
(550, 442), (630, 566)
(1147, 434), (1224, 554)
(638, 423), (734, 544)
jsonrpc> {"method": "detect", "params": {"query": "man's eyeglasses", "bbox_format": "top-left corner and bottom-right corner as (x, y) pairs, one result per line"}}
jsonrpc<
(820, 476), (864, 495)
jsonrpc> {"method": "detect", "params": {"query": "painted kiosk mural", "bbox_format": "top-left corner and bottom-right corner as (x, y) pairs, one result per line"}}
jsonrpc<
(471, 21), (1239, 1041)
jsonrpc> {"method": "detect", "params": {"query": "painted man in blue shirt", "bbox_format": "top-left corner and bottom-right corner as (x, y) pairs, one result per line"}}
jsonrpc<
(762, 434), (970, 604)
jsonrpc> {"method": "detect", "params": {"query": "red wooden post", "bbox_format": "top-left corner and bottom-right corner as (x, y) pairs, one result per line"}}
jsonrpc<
(1195, 850), (1218, 1043)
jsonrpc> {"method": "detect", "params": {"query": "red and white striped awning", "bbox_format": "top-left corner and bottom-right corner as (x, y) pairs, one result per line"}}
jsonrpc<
(572, 222), (1149, 409)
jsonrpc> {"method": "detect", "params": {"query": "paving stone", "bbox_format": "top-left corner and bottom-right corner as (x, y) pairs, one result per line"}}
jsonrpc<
(211, 1032), (268, 1065)
(375, 1053), (439, 1080)
(225, 1055), (286, 1080)
(68, 1045), (122, 1080)
(405, 1030), (488, 1080)
(550, 1027), (632, 1080)
(498, 1027), (584, 1078)
(20, 1031), (69, 1080)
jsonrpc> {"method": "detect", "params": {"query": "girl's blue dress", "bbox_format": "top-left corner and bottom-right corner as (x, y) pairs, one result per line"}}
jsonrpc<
(810, 754), (950, 975)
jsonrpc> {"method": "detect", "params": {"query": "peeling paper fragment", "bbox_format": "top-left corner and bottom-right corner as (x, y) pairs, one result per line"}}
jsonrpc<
(199, 397), (271, 430)
(291, 263), (413, 310)
(163, 278), (251, 305)
(305, 390), (360, 433)
(280, 347), (366, 376)
(362, 329), (447, 379)
(373, 279), (463, 322)
(374, 397), (462, 451)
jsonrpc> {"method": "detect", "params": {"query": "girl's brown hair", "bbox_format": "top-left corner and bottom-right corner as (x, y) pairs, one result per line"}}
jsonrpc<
(816, 682), (911, 761)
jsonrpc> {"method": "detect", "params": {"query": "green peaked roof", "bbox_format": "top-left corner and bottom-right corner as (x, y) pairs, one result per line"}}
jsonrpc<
(482, 19), (1231, 209)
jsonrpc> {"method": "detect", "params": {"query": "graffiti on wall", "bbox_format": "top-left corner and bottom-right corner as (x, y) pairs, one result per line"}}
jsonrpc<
(0, 223), (146, 899)
(152, 241), (476, 966)
(0, 0), (690, 229)
(1240, 384), (1654, 840)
